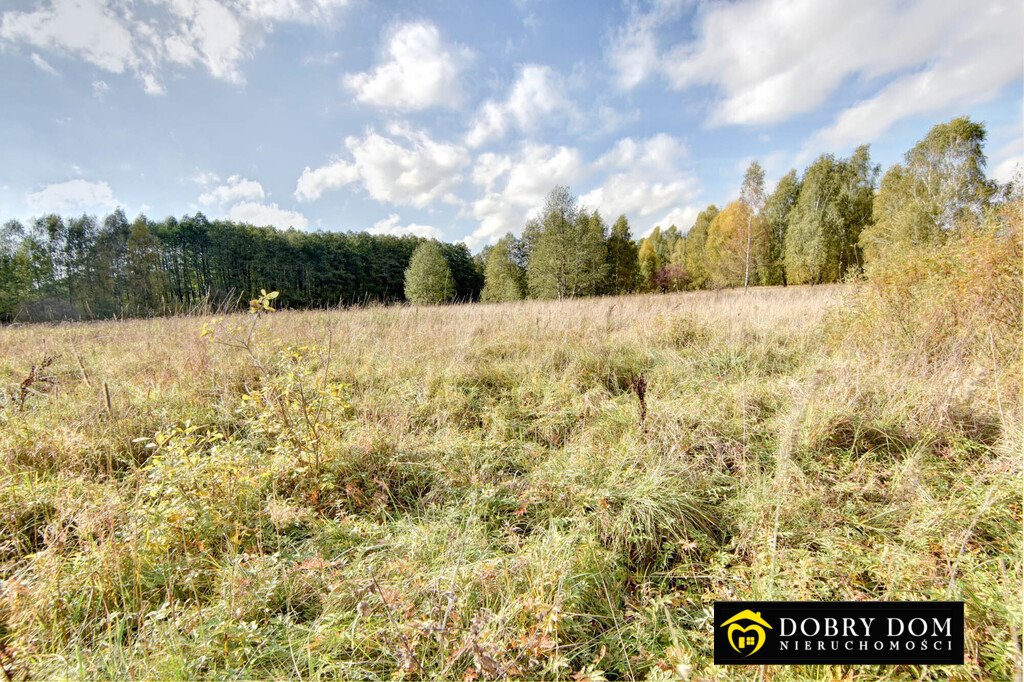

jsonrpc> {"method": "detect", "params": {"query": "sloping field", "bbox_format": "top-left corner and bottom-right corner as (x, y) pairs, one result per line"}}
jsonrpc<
(0, 284), (1019, 679)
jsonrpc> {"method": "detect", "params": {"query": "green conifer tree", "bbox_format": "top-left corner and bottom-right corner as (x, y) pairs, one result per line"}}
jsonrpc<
(605, 214), (639, 294)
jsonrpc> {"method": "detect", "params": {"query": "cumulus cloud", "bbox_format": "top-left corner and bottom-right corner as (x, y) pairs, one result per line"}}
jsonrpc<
(613, 0), (1022, 147)
(2, 0), (135, 74)
(366, 214), (442, 239)
(227, 201), (308, 229)
(471, 153), (513, 193)
(293, 161), (359, 203)
(464, 143), (585, 248)
(190, 170), (221, 186)
(344, 22), (469, 111)
(650, 206), (699, 236)
(26, 178), (120, 213)
(295, 124), (469, 207)
(580, 134), (700, 235)
(191, 172), (306, 229)
(463, 136), (701, 248)
(465, 65), (576, 148)
(199, 175), (266, 206)
(0, 0), (349, 94)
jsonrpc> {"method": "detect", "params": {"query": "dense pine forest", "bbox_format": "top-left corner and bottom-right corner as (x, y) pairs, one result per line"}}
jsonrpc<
(0, 214), (483, 322)
(0, 117), (1016, 322)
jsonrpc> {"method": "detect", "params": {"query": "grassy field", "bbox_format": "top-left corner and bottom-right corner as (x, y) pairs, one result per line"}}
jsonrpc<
(0, 283), (1020, 680)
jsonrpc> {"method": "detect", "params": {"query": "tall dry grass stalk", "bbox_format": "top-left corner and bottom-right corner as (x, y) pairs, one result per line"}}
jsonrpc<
(0, 281), (1019, 680)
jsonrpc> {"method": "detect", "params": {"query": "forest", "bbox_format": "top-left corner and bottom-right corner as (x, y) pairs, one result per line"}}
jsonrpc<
(0, 213), (482, 322)
(0, 116), (1016, 321)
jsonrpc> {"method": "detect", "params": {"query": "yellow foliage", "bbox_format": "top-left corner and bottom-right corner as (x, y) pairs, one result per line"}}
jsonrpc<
(843, 200), (1022, 384)
(704, 201), (769, 288)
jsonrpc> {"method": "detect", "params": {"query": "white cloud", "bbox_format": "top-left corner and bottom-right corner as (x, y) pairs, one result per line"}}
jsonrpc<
(190, 170), (221, 186)
(295, 124), (469, 207)
(580, 134), (699, 235)
(193, 172), (307, 229)
(464, 143), (585, 248)
(466, 65), (576, 148)
(993, 157), (1022, 185)
(26, 179), (120, 213)
(303, 50), (342, 66)
(806, 1), (1023, 152)
(608, 0), (684, 90)
(30, 52), (58, 75)
(1, 0), (349, 94)
(592, 105), (641, 137)
(344, 21), (469, 111)
(991, 136), (1023, 185)
(161, 0), (250, 84)
(2, 0), (135, 73)
(293, 161), (359, 202)
(471, 153), (513, 193)
(463, 137), (699, 248)
(366, 214), (442, 239)
(140, 72), (164, 95)
(199, 175), (266, 206)
(625, 0), (1022, 142)
(244, 0), (349, 23)
(650, 206), (699, 236)
(91, 79), (109, 97)
(227, 201), (308, 229)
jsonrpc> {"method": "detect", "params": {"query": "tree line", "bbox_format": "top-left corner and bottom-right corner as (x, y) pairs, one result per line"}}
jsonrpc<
(1, 116), (1016, 319)
(424, 116), (1010, 306)
(0, 212), (481, 322)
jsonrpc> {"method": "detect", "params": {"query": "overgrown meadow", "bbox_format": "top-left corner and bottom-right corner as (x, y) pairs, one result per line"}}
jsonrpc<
(1, 230), (1021, 679)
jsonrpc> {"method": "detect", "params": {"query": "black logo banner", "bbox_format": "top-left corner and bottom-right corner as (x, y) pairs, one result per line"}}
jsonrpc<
(714, 601), (964, 665)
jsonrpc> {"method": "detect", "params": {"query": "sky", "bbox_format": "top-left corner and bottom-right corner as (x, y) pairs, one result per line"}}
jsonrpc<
(0, 0), (1021, 250)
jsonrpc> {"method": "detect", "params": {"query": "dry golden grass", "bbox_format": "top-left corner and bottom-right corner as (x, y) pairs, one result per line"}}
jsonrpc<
(0, 283), (1019, 680)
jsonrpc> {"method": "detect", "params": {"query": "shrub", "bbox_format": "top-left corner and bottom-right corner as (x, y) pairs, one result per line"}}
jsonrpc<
(841, 201), (1022, 372)
(651, 264), (692, 292)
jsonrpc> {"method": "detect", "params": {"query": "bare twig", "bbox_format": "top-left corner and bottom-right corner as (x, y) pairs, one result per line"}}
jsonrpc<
(630, 374), (647, 427)
(17, 353), (57, 411)
(369, 569), (422, 673)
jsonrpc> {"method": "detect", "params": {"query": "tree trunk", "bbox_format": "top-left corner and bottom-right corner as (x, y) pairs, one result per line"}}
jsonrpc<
(744, 215), (752, 289)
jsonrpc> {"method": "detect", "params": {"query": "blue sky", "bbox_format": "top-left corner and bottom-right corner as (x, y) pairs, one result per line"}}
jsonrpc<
(1, 0), (1021, 249)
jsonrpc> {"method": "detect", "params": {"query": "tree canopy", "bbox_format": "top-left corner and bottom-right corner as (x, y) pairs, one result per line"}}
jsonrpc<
(481, 234), (526, 302)
(526, 187), (607, 299)
(762, 170), (800, 285)
(605, 214), (639, 294)
(784, 146), (877, 285)
(705, 201), (768, 288)
(404, 241), (456, 305)
(861, 117), (993, 261)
